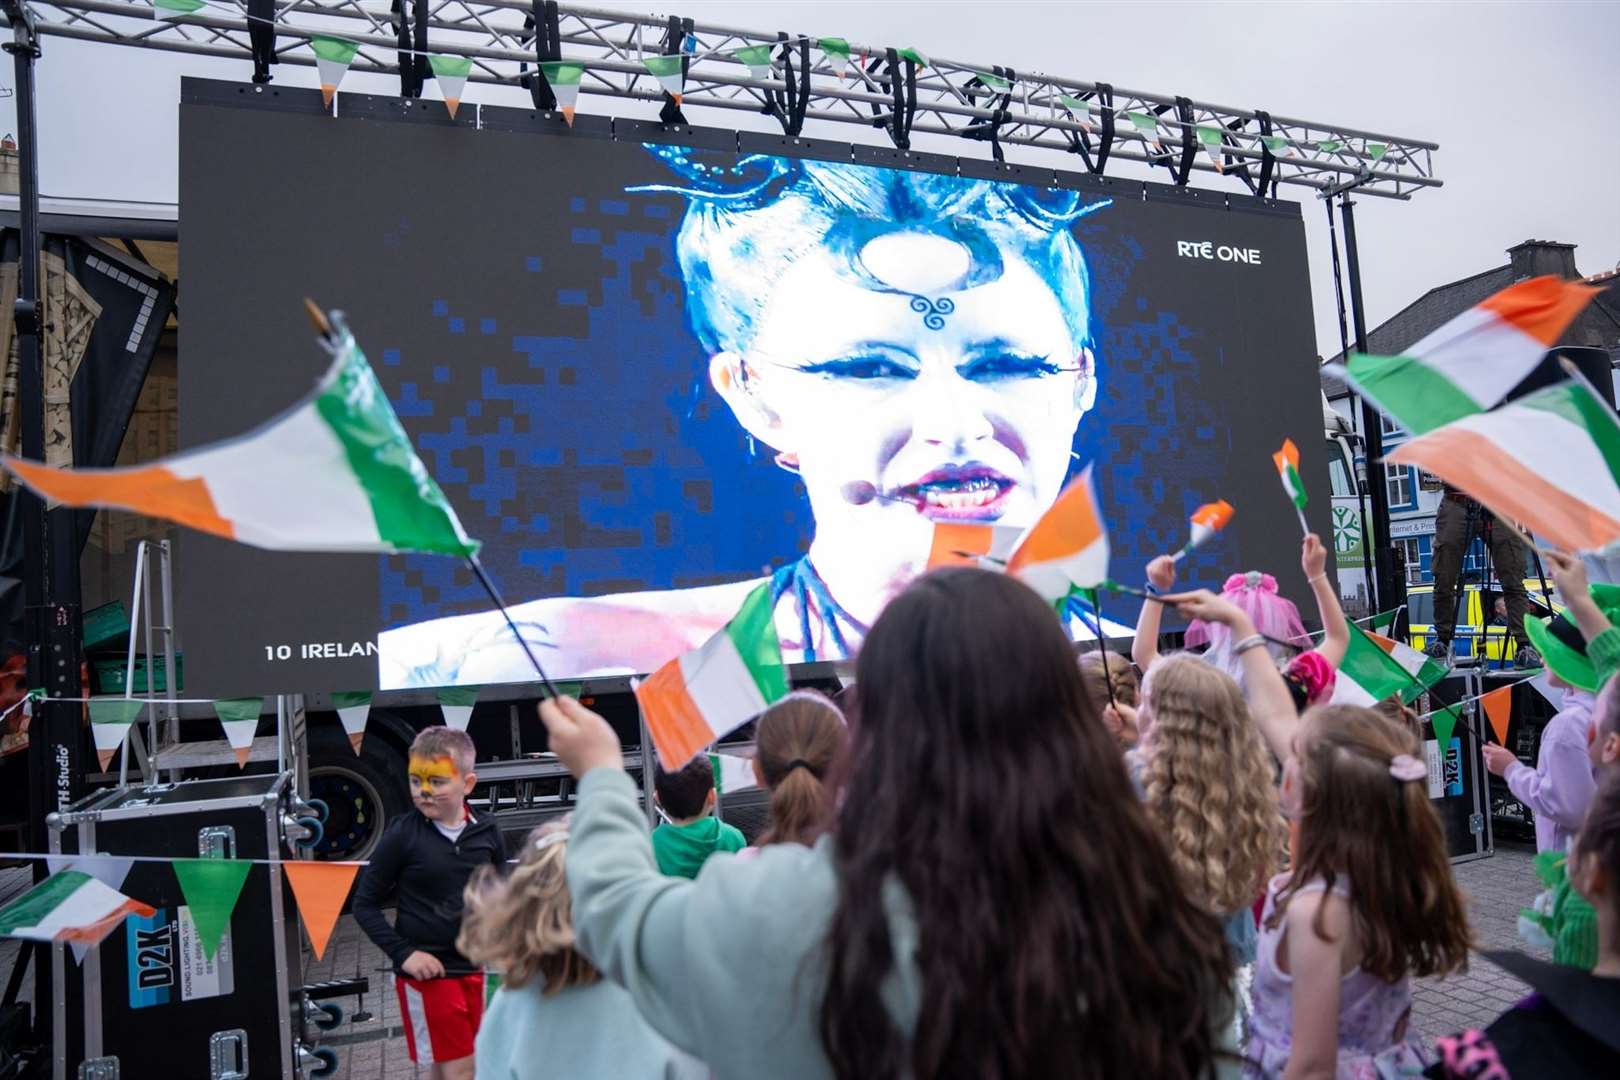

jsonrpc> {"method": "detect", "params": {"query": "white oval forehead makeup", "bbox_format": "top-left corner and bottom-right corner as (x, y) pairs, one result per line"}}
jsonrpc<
(857, 233), (973, 295)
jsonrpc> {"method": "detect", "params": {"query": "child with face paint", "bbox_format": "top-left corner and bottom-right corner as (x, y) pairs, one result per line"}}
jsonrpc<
(1248, 705), (1471, 1078)
(352, 727), (507, 1080)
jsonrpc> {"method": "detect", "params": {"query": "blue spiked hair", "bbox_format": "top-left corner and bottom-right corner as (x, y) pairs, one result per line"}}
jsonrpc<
(630, 146), (1109, 357)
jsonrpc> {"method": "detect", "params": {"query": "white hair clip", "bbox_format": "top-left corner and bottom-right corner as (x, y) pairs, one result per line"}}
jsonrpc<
(1388, 755), (1427, 783)
(534, 830), (570, 851)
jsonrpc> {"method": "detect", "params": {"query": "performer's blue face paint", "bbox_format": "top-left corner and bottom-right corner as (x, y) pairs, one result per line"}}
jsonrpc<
(712, 234), (1093, 574)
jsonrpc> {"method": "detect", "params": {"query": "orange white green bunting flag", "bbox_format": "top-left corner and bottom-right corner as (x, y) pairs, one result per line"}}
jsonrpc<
(284, 862), (360, 960)
(0, 322), (480, 559)
(539, 61), (584, 125)
(733, 44), (774, 81)
(1124, 111), (1163, 152)
(331, 690), (372, 754)
(436, 686), (479, 731)
(1058, 95), (1095, 132)
(89, 698), (145, 771)
(1195, 125), (1225, 172)
(310, 36), (359, 108)
(1261, 134), (1294, 158)
(429, 54), (473, 119)
(635, 582), (786, 769)
(152, 0), (205, 20)
(1005, 466), (1111, 602)
(213, 697), (263, 768)
(817, 37), (851, 79)
(643, 54), (685, 104)
(0, 870), (154, 948)
(895, 47), (928, 67)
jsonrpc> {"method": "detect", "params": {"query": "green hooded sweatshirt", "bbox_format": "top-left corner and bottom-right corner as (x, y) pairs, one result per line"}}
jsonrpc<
(651, 815), (746, 879)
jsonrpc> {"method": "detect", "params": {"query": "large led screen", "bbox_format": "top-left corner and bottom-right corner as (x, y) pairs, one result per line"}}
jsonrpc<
(178, 81), (1327, 695)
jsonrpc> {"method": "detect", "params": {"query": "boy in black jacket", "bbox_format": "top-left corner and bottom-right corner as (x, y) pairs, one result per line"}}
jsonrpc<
(353, 726), (506, 1080)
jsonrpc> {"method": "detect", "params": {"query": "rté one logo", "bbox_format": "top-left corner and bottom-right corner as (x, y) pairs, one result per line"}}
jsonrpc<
(1176, 240), (1263, 265)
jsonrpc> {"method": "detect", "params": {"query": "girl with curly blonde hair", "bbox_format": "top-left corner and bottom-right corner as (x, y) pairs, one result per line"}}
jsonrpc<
(1132, 653), (1287, 966)
(458, 818), (703, 1078)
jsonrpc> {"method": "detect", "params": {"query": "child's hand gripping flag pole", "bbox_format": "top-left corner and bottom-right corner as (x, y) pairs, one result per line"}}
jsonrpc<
(1170, 500), (1235, 563)
(0, 299), (561, 696)
(1273, 439), (1309, 536)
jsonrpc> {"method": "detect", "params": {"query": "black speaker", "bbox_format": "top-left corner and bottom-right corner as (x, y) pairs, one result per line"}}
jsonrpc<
(1507, 345), (1616, 408)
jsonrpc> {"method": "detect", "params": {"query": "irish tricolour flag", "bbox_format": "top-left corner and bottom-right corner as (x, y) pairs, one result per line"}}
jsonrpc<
(1331, 624), (1422, 706)
(1368, 629), (1448, 702)
(1005, 467), (1111, 602)
(1331, 276), (1599, 436)
(540, 61), (585, 126)
(1273, 439), (1308, 533)
(635, 582), (787, 768)
(1, 325), (479, 558)
(1388, 378), (1620, 553)
(0, 870), (154, 947)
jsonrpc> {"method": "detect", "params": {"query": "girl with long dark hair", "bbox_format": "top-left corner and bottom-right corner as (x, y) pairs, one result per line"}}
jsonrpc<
(540, 567), (1237, 1078)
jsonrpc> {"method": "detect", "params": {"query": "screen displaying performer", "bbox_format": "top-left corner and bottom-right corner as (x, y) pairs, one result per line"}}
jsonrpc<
(379, 149), (1117, 684)
(178, 95), (1326, 694)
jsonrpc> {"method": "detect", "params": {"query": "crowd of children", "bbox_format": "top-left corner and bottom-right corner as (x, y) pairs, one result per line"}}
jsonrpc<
(347, 536), (1620, 1079)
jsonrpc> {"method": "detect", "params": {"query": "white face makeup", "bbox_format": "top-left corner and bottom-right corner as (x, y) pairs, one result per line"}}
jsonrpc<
(715, 233), (1093, 565)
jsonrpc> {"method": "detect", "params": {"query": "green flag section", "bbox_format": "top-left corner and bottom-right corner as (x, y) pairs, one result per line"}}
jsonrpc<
(895, 47), (928, 67)
(817, 37), (851, 79)
(173, 859), (251, 962)
(733, 44), (774, 81)
(1260, 134), (1293, 157)
(1367, 630), (1449, 703)
(1366, 607), (1402, 635)
(429, 54), (473, 119)
(152, 0), (205, 20)
(310, 35), (359, 108)
(331, 690), (373, 754)
(539, 61), (585, 125)
(0, 870), (154, 948)
(0, 321), (481, 559)
(213, 697), (264, 768)
(643, 54), (685, 103)
(1315, 139), (1344, 152)
(1330, 624), (1418, 706)
(974, 70), (1010, 91)
(437, 685), (480, 731)
(1058, 95), (1095, 132)
(1124, 110), (1160, 142)
(709, 751), (759, 796)
(635, 582), (786, 769)
(89, 698), (145, 772)
(1388, 378), (1620, 554)
(1430, 704), (1461, 752)
(1195, 125), (1225, 172)
(1367, 142), (1389, 162)
(1328, 275), (1601, 437)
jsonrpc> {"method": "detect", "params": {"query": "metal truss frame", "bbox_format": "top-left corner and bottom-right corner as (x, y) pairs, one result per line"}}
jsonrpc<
(14, 0), (1440, 199)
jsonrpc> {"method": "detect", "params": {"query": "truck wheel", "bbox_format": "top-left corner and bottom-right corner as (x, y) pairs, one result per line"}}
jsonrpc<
(307, 728), (409, 861)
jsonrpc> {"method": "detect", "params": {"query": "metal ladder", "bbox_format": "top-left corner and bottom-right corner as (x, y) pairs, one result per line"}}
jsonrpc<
(121, 538), (296, 780)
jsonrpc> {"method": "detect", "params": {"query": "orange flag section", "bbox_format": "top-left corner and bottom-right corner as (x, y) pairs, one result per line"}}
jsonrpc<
(1481, 685), (1513, 746)
(1477, 276), (1603, 346)
(283, 861), (361, 960)
(2, 457), (234, 540)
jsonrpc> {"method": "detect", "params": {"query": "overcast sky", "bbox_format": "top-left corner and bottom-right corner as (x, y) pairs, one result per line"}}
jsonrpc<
(8, 0), (1618, 359)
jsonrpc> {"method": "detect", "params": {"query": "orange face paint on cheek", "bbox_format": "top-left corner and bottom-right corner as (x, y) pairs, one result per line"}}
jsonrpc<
(408, 755), (458, 787)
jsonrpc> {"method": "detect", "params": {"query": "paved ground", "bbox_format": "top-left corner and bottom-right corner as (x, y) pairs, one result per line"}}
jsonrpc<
(0, 841), (1552, 1076)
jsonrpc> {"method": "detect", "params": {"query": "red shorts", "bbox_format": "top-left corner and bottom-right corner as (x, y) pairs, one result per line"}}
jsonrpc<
(396, 971), (484, 1065)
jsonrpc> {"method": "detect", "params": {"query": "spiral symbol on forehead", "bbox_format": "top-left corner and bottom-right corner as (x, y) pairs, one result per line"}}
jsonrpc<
(909, 295), (956, 330)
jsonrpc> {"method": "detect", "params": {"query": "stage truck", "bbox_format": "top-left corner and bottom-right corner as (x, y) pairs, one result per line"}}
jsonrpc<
(11, 78), (1359, 860)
